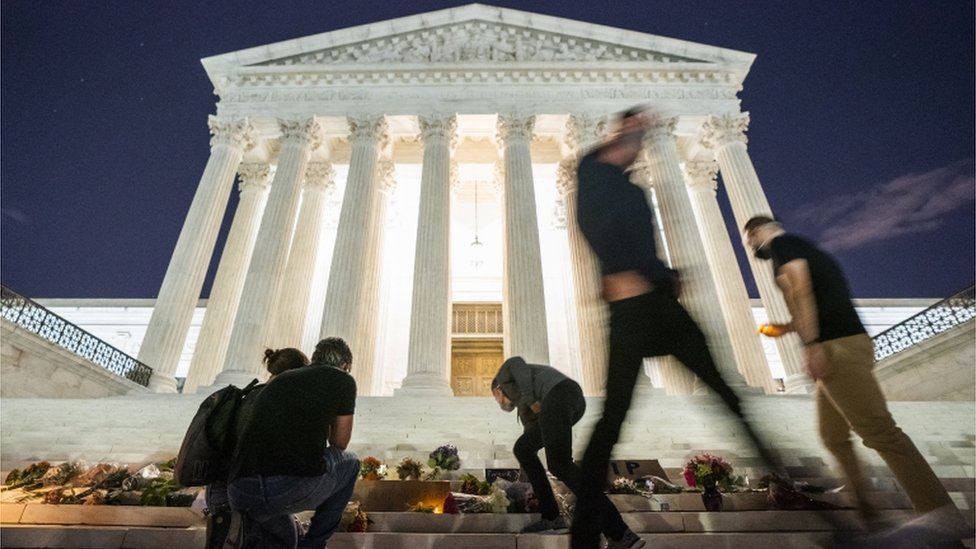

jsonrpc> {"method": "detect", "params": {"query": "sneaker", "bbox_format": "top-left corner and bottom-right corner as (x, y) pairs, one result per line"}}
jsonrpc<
(606, 528), (646, 549)
(521, 515), (570, 534)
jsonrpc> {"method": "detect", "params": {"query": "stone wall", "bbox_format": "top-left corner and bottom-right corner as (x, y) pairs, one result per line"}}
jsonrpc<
(1, 320), (148, 399)
(875, 320), (975, 401)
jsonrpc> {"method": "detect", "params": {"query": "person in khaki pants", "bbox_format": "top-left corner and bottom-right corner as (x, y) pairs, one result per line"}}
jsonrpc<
(743, 215), (970, 546)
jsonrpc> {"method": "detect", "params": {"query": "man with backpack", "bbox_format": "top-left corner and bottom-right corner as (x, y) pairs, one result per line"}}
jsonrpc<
(227, 337), (360, 549)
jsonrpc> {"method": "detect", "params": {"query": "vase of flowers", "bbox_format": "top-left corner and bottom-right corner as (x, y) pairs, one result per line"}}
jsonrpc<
(682, 453), (741, 512)
(359, 456), (386, 481)
(426, 444), (461, 480)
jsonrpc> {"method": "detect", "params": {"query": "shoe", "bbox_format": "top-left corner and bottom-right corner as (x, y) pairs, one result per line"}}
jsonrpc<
(606, 528), (646, 549)
(521, 515), (570, 534)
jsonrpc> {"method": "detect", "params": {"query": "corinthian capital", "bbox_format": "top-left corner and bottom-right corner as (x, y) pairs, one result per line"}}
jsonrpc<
(278, 118), (323, 150)
(495, 114), (536, 147)
(376, 159), (397, 195)
(304, 161), (336, 193)
(682, 161), (719, 192)
(237, 162), (272, 193)
(643, 116), (678, 144)
(565, 114), (608, 153)
(208, 116), (256, 152)
(555, 158), (578, 196)
(418, 114), (459, 151)
(348, 115), (390, 149)
(699, 112), (750, 150)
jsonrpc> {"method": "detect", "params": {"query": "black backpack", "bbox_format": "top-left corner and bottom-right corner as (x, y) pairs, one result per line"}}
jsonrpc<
(174, 379), (260, 487)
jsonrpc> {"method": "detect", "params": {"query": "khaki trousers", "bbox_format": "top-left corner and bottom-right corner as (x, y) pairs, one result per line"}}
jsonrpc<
(817, 333), (952, 514)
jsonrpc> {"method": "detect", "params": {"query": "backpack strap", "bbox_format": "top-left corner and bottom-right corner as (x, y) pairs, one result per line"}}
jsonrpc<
(242, 378), (261, 394)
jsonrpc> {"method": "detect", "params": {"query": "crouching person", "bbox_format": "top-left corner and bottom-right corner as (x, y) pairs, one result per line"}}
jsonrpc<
(228, 337), (360, 549)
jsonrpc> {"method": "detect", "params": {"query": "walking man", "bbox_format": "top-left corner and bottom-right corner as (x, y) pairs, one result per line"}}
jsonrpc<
(743, 215), (970, 545)
(492, 356), (643, 548)
(570, 107), (774, 549)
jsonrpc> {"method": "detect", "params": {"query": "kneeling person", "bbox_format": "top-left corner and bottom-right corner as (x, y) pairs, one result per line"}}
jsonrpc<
(492, 356), (644, 549)
(228, 337), (359, 549)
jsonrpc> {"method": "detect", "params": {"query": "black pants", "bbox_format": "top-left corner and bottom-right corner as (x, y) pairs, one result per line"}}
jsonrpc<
(571, 290), (772, 548)
(514, 379), (627, 540)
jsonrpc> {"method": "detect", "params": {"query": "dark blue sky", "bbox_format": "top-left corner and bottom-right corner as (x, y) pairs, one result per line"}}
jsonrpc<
(2, 1), (973, 299)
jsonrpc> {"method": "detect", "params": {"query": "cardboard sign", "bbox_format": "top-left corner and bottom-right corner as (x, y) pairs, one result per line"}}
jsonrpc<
(607, 460), (669, 483)
(485, 468), (521, 483)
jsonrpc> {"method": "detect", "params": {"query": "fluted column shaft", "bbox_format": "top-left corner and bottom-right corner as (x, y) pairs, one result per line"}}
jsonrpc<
(684, 161), (777, 393)
(320, 116), (388, 393)
(639, 118), (747, 389)
(354, 159), (396, 394)
(561, 115), (609, 396)
(556, 162), (606, 395)
(273, 161), (336, 348)
(700, 113), (811, 394)
(497, 114), (549, 364)
(140, 117), (254, 392)
(183, 164), (271, 393)
(400, 115), (457, 395)
(216, 118), (321, 385)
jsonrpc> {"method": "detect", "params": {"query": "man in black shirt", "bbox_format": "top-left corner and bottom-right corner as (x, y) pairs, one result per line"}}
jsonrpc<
(228, 337), (359, 549)
(744, 215), (969, 543)
(492, 357), (643, 548)
(571, 108), (772, 549)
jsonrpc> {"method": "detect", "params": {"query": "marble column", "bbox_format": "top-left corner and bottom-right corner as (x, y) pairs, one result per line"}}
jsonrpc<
(637, 117), (748, 390)
(354, 158), (396, 394)
(496, 114), (549, 364)
(560, 115), (608, 396)
(636, 184), (697, 396)
(215, 118), (322, 386)
(699, 113), (812, 394)
(183, 163), (272, 393)
(400, 115), (457, 395)
(320, 116), (388, 393)
(273, 161), (336, 348)
(140, 117), (255, 393)
(683, 160), (777, 394)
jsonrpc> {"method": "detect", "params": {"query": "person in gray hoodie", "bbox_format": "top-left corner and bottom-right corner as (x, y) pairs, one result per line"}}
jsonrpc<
(492, 356), (644, 549)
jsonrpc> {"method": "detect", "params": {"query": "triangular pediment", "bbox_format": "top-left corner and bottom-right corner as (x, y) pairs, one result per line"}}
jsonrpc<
(203, 4), (753, 75)
(257, 19), (704, 66)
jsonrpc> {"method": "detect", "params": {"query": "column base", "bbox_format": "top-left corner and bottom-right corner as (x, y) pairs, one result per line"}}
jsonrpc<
(211, 369), (263, 390)
(783, 373), (816, 395)
(395, 373), (454, 397)
(147, 373), (179, 394)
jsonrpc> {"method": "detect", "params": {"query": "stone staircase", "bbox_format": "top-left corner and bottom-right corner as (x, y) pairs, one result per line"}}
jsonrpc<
(1, 393), (974, 547)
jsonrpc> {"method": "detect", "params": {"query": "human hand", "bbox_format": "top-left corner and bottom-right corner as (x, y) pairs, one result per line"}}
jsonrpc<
(529, 401), (542, 414)
(804, 344), (828, 381)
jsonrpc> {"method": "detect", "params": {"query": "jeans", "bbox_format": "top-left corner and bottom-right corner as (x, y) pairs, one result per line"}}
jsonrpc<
(571, 290), (772, 549)
(514, 380), (628, 540)
(228, 448), (360, 549)
(817, 334), (953, 515)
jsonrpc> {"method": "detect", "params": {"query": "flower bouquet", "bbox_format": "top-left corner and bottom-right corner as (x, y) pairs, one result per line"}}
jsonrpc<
(394, 457), (424, 481)
(426, 444), (460, 480)
(681, 453), (744, 511)
(359, 456), (386, 480)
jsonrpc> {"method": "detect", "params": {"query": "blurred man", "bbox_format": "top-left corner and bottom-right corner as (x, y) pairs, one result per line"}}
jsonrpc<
(571, 107), (773, 549)
(744, 216), (970, 546)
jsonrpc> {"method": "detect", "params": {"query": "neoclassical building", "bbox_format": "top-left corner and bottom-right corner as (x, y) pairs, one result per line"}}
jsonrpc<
(137, 4), (811, 398)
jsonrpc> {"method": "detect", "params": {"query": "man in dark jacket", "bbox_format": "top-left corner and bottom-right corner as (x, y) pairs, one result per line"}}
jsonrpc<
(492, 356), (643, 548)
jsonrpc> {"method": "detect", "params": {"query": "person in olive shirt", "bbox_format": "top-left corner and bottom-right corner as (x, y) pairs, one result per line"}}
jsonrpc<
(228, 337), (359, 549)
(492, 357), (643, 548)
(744, 215), (970, 544)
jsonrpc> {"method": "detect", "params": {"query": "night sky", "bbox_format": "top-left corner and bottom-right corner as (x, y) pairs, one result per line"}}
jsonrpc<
(2, 1), (973, 299)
